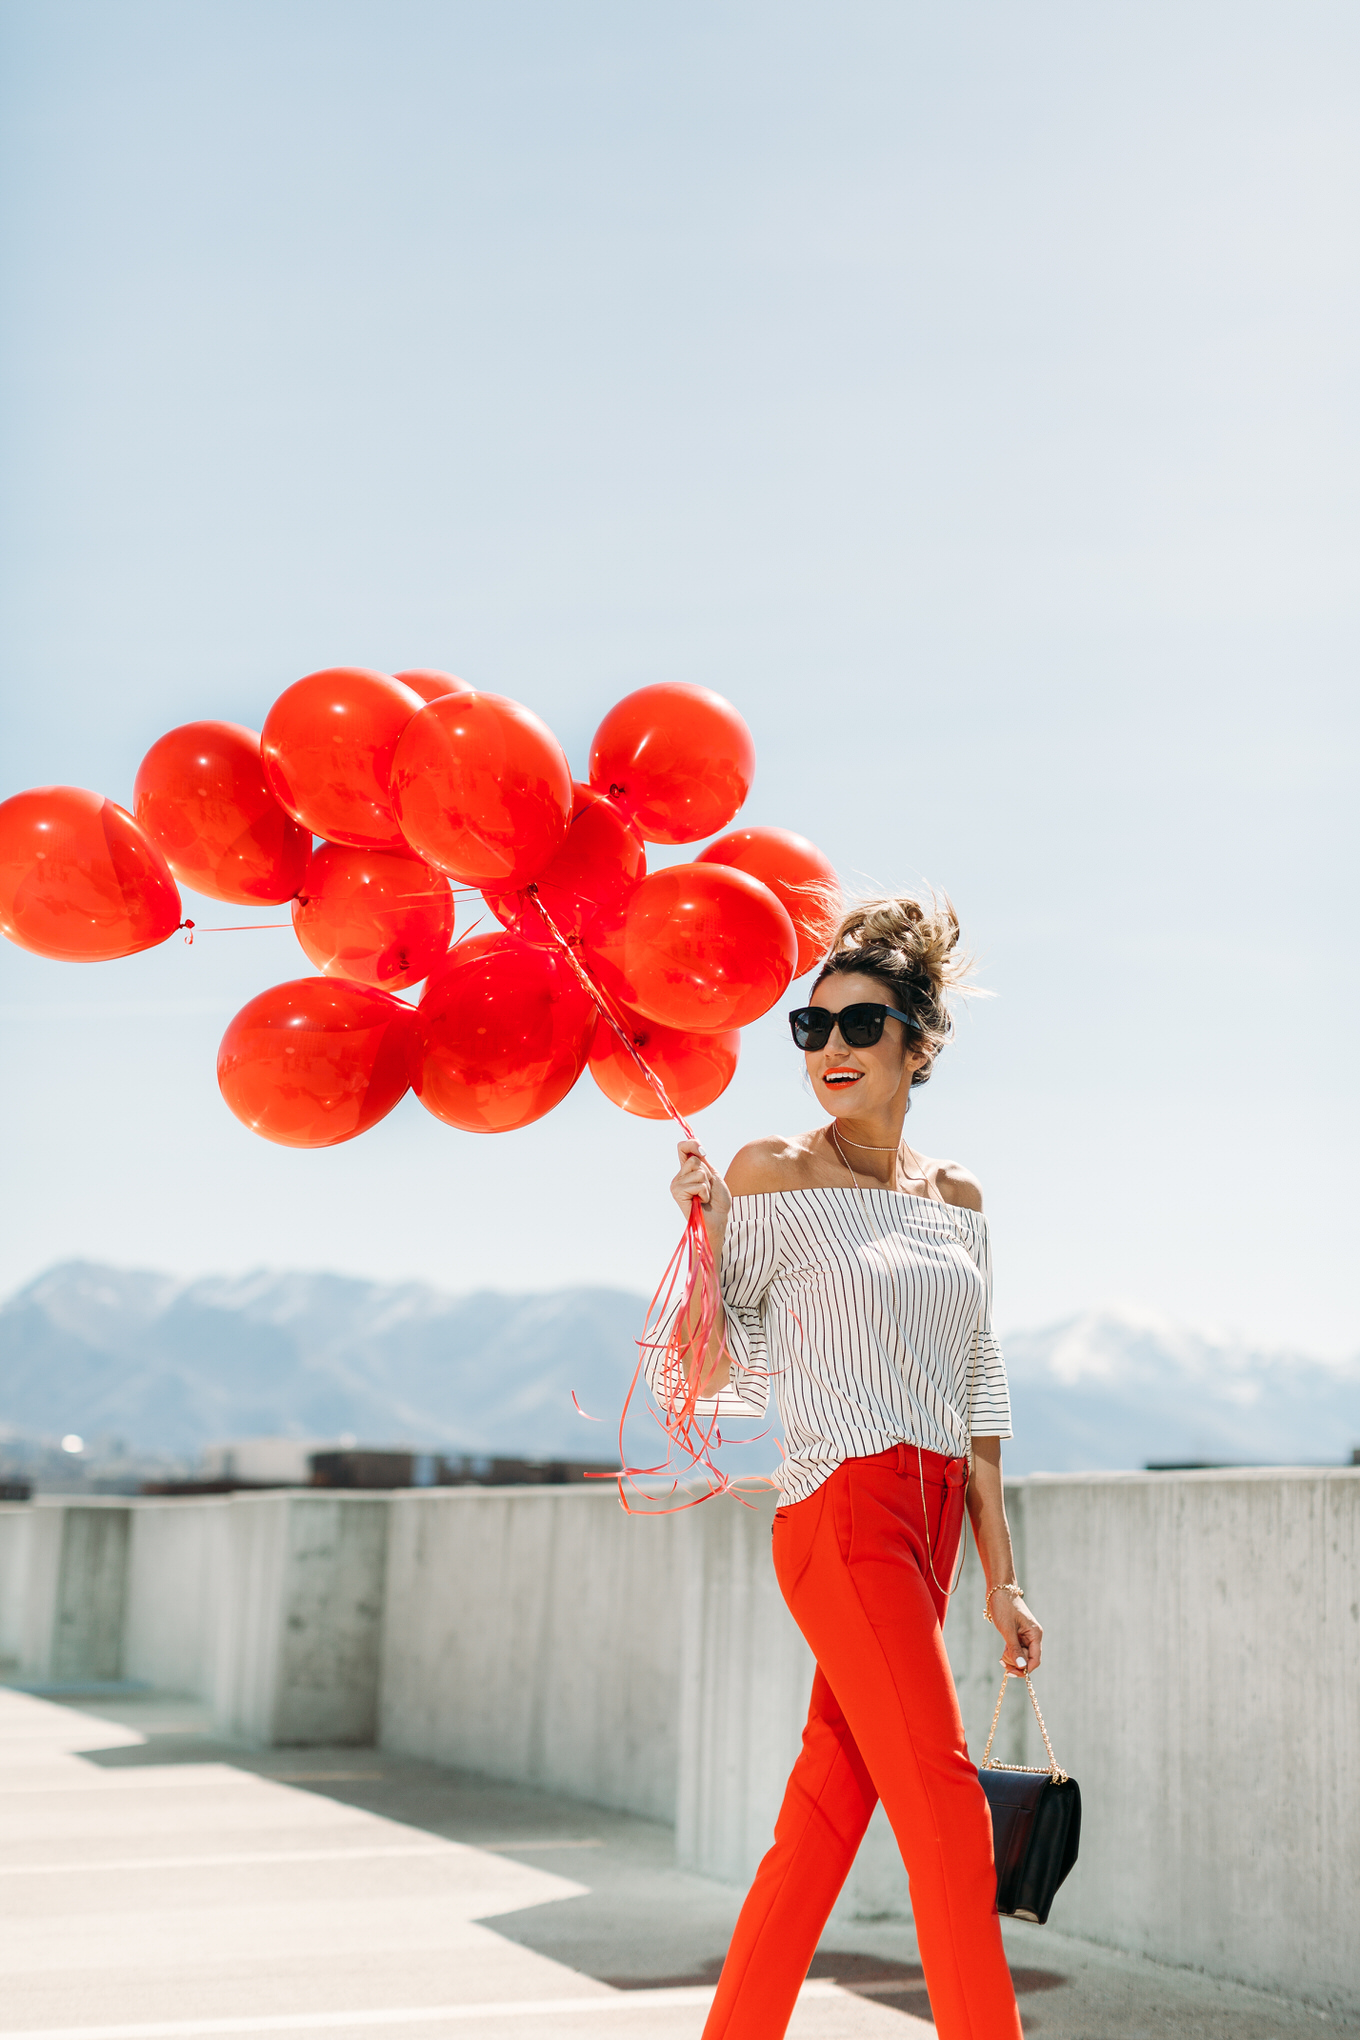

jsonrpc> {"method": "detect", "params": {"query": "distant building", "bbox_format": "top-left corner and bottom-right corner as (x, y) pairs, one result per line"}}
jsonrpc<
(189, 1438), (623, 1493)
(308, 1448), (619, 1489)
(201, 1438), (328, 1485)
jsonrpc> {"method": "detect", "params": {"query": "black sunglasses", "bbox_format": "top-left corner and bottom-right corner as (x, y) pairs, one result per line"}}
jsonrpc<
(787, 1002), (920, 1051)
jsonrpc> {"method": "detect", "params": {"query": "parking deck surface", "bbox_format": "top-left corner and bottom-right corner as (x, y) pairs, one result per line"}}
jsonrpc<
(0, 1687), (1350, 2040)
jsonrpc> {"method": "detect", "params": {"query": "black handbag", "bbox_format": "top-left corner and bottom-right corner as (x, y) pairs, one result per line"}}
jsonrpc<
(976, 1672), (1081, 1924)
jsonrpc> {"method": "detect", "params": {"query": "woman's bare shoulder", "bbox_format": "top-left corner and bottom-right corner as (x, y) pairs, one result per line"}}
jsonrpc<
(927, 1156), (984, 1212)
(726, 1133), (824, 1196)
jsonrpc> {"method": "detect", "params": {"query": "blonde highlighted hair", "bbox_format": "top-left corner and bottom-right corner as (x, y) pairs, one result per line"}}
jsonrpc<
(812, 891), (978, 1086)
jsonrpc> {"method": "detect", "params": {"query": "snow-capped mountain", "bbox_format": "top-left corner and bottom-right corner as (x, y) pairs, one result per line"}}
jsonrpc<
(2, 1262), (1357, 1473)
(1001, 1308), (1360, 1472)
(0, 1261), (651, 1460)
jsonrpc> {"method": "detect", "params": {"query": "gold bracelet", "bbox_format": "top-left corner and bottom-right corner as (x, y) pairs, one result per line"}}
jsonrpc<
(985, 1581), (1024, 1624)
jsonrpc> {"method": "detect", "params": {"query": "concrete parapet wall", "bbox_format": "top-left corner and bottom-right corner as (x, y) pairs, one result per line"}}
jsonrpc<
(213, 1492), (389, 1745)
(1017, 1469), (1360, 2007)
(673, 1469), (1360, 2010)
(676, 1486), (812, 1883)
(51, 1504), (129, 1680)
(379, 1487), (695, 1822)
(0, 1496), (133, 1683)
(1, 1469), (1356, 2009)
(0, 1503), (40, 1673)
(124, 1498), (229, 1697)
(0, 1492), (387, 1747)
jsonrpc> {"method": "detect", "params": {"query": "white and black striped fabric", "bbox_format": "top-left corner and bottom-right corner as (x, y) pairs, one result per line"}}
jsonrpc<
(690, 1187), (1012, 1505)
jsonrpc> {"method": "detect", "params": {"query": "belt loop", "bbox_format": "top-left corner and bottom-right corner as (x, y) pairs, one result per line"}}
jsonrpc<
(896, 1441), (907, 1475)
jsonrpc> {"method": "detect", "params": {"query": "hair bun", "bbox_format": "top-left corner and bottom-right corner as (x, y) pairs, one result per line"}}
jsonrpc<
(829, 893), (965, 1004)
(814, 889), (979, 1090)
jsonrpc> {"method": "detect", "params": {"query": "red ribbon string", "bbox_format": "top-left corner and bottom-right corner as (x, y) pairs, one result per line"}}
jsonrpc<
(179, 875), (768, 1513)
(181, 919), (294, 934)
(525, 886), (774, 1515)
(520, 887), (698, 1135)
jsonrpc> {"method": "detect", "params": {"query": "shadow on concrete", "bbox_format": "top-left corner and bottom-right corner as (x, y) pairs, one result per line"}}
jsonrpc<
(603, 1948), (1069, 2019)
(74, 1713), (752, 1997)
(73, 1706), (1075, 2023)
(66, 1698), (1348, 2038)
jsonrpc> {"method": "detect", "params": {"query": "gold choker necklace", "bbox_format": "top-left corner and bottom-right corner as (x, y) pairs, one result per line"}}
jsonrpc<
(829, 1124), (932, 1198)
(830, 1126), (899, 1151)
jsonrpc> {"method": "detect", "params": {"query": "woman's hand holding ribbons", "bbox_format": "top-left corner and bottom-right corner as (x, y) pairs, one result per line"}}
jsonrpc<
(671, 1139), (732, 1248)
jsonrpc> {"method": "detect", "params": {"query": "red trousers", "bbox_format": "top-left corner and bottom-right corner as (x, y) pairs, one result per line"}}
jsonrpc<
(701, 1446), (1022, 2040)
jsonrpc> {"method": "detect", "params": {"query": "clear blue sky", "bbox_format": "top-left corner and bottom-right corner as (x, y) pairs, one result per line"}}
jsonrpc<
(1, 2), (1356, 1355)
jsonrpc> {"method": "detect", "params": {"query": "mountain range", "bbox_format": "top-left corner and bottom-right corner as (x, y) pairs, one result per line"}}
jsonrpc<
(1, 1261), (1357, 1475)
(0, 1262), (650, 1466)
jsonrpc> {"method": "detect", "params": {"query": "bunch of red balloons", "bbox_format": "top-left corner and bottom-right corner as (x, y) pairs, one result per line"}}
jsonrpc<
(0, 670), (837, 1149)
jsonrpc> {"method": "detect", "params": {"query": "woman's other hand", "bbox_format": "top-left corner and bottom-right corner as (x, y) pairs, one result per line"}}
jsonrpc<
(671, 1139), (732, 1243)
(992, 1592), (1043, 1677)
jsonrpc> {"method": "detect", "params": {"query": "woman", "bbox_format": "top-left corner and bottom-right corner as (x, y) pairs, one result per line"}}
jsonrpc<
(667, 894), (1041, 2040)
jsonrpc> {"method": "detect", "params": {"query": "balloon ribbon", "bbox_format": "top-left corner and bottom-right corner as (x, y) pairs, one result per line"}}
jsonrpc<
(524, 886), (772, 1516)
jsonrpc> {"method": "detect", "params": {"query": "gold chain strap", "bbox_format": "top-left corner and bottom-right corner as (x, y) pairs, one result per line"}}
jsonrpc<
(981, 1671), (1067, 1783)
(918, 1305), (981, 1599)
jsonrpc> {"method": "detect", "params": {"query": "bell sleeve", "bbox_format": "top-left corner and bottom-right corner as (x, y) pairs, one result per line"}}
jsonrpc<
(645, 1198), (781, 1422)
(963, 1217), (1012, 1440)
(703, 1198), (782, 1419)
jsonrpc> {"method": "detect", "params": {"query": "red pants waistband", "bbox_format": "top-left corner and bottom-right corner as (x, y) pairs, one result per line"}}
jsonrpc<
(850, 1443), (970, 1486)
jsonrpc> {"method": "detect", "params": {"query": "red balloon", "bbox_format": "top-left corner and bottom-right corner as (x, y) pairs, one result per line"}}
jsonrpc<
(696, 826), (838, 978)
(133, 720), (310, 905)
(483, 782), (645, 947)
(391, 691), (572, 888)
(0, 787), (182, 962)
(585, 863), (797, 1032)
(588, 684), (755, 844)
(261, 668), (425, 849)
(217, 978), (416, 1148)
(589, 1009), (739, 1120)
(395, 669), (471, 704)
(415, 931), (596, 1133)
(291, 845), (454, 990)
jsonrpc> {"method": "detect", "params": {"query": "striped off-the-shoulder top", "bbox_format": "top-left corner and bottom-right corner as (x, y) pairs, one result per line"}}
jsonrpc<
(697, 1187), (1012, 1506)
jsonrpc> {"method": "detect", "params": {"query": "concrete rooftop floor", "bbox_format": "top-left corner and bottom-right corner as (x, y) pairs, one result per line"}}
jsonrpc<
(0, 1686), (1351, 2040)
